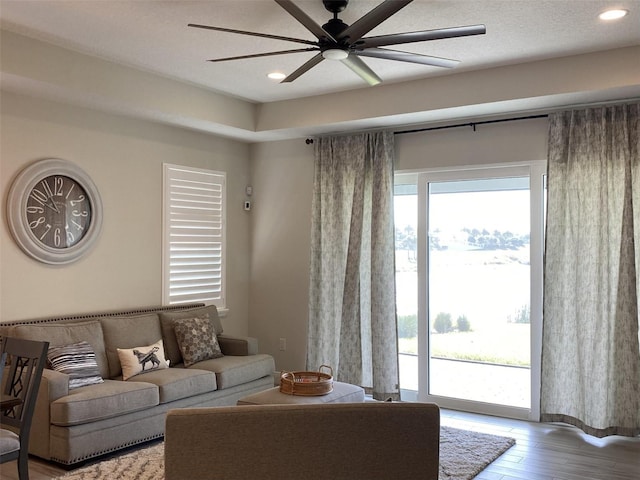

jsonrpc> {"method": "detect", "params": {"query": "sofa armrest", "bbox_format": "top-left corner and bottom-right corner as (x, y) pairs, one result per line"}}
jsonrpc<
(217, 334), (258, 356)
(29, 368), (70, 460)
(41, 368), (71, 400)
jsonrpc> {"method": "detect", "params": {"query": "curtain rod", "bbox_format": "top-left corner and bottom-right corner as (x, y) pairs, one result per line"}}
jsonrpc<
(305, 113), (548, 144)
(394, 113), (549, 135)
(305, 98), (640, 143)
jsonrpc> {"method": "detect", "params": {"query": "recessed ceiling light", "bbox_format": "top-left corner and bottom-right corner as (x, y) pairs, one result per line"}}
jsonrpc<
(267, 72), (286, 80)
(599, 9), (628, 20)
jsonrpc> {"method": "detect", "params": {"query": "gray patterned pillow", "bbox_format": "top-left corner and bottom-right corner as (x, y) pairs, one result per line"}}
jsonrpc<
(47, 341), (104, 389)
(173, 317), (223, 367)
(159, 305), (223, 366)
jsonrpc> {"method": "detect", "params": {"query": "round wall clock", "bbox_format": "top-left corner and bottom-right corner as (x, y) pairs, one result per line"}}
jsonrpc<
(7, 158), (103, 264)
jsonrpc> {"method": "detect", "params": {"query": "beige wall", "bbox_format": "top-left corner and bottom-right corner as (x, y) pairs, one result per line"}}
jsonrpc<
(0, 28), (628, 373)
(249, 117), (548, 371)
(0, 90), (550, 369)
(248, 139), (314, 372)
(396, 117), (548, 169)
(0, 92), (251, 337)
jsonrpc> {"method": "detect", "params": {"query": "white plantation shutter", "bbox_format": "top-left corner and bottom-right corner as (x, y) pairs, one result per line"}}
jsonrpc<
(163, 164), (226, 307)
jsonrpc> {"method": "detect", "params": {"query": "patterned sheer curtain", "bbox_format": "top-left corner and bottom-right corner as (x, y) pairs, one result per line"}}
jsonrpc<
(307, 131), (399, 400)
(541, 103), (640, 437)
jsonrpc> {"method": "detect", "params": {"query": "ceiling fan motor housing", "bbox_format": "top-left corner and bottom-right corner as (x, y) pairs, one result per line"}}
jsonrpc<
(322, 18), (349, 43)
(323, 0), (349, 14)
(322, 0), (350, 51)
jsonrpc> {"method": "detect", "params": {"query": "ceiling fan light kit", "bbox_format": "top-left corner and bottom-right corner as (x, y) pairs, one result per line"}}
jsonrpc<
(189, 0), (486, 85)
(322, 48), (349, 60)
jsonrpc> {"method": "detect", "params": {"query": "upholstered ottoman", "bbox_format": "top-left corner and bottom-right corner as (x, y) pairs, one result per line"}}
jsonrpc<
(237, 381), (365, 405)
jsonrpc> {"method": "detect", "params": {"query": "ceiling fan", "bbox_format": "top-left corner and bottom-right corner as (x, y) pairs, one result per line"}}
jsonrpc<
(188, 0), (486, 86)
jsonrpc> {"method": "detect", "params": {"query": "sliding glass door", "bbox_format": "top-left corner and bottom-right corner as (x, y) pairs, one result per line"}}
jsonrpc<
(395, 164), (545, 420)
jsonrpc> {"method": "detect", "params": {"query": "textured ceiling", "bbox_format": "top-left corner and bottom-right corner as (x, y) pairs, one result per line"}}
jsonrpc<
(1, 0), (639, 104)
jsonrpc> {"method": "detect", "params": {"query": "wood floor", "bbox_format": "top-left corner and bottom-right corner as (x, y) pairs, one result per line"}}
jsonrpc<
(442, 410), (640, 480)
(1, 409), (638, 480)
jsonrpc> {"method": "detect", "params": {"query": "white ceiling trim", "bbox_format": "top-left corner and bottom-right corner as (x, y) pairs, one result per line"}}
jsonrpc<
(2, 30), (639, 142)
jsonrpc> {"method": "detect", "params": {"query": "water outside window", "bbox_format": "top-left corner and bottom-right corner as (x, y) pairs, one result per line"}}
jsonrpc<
(394, 187), (420, 395)
(395, 176), (532, 410)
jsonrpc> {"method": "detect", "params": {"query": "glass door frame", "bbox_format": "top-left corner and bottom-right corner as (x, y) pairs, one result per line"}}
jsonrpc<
(413, 161), (546, 421)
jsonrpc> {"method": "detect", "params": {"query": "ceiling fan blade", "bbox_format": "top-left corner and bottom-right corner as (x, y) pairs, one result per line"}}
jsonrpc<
(341, 54), (382, 86)
(207, 48), (320, 63)
(282, 53), (325, 83)
(188, 23), (316, 46)
(358, 24), (486, 49)
(337, 0), (413, 42)
(355, 48), (459, 68)
(275, 0), (336, 42)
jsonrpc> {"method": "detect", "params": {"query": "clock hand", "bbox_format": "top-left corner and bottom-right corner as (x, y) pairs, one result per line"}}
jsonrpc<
(44, 199), (60, 213)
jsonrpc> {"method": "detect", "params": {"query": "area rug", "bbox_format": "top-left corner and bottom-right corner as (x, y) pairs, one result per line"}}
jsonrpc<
(438, 426), (515, 479)
(55, 426), (515, 480)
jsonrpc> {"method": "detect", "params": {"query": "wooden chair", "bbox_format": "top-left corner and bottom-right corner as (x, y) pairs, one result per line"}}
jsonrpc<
(0, 349), (6, 385)
(0, 337), (49, 480)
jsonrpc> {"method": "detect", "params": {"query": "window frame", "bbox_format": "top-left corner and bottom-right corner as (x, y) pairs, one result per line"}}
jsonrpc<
(395, 161), (546, 421)
(162, 163), (226, 309)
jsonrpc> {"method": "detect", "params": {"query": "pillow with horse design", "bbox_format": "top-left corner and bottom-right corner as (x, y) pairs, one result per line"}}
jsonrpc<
(117, 339), (169, 381)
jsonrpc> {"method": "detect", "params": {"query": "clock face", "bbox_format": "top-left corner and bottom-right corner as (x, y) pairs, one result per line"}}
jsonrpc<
(8, 158), (103, 264)
(26, 175), (92, 249)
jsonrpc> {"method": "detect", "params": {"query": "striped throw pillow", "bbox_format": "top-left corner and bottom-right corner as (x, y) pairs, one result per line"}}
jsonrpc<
(47, 341), (104, 389)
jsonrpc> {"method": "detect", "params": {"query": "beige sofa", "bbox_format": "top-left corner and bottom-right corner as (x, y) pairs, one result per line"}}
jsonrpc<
(0, 303), (275, 466)
(165, 402), (441, 480)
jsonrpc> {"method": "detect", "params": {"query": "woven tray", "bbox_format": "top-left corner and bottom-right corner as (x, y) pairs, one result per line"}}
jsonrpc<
(279, 365), (333, 396)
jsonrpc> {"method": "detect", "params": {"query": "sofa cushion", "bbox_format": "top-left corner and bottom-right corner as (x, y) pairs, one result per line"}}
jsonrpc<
(10, 321), (109, 379)
(99, 314), (163, 378)
(189, 354), (275, 390)
(159, 305), (223, 366)
(117, 339), (170, 381)
(47, 341), (104, 389)
(173, 317), (223, 367)
(119, 367), (217, 404)
(50, 379), (159, 426)
(0, 429), (19, 456)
